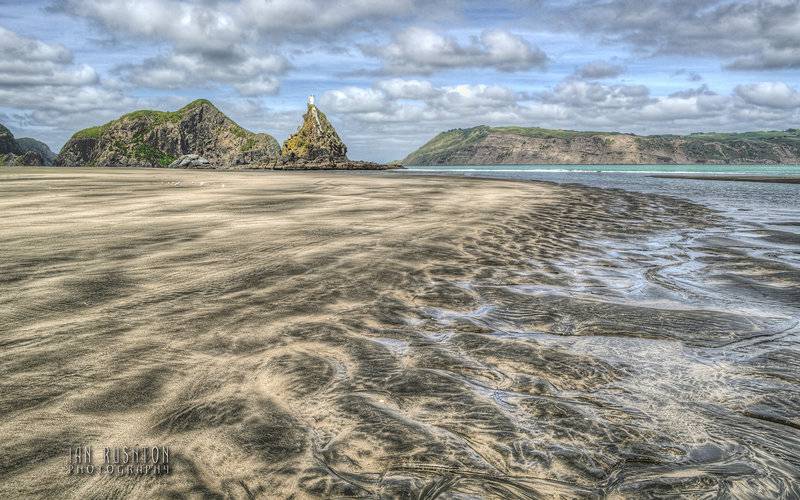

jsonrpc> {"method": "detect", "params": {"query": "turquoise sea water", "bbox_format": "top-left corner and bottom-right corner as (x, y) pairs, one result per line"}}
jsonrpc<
(406, 163), (800, 175)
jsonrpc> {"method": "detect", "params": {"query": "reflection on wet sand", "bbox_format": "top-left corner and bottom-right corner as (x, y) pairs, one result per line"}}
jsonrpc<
(0, 168), (798, 498)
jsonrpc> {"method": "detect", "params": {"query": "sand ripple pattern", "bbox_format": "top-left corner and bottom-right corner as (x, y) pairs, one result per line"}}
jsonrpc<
(0, 169), (798, 498)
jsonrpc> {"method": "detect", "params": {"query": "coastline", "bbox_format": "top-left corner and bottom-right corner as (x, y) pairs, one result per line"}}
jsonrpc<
(1, 168), (797, 497)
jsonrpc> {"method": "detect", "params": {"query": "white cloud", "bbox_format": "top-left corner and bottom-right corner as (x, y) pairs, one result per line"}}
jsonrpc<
(119, 50), (287, 96)
(0, 27), (98, 88)
(0, 26), (72, 63)
(320, 87), (389, 113)
(574, 61), (625, 79)
(58, 0), (425, 96)
(552, 0), (800, 71)
(541, 81), (652, 109)
(375, 79), (438, 99)
(234, 79), (281, 97)
(432, 84), (519, 108)
(735, 82), (800, 109)
(365, 27), (548, 75)
(60, 0), (422, 50)
(0, 27), (137, 150)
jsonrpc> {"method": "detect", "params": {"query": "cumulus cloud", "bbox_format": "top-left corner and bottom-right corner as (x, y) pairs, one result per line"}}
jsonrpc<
(574, 61), (625, 79)
(735, 82), (800, 109)
(364, 27), (548, 75)
(668, 84), (716, 99)
(118, 49), (287, 96)
(0, 27), (98, 88)
(321, 87), (389, 114)
(57, 0), (442, 95)
(375, 79), (439, 99)
(0, 27), (114, 118)
(549, 0), (800, 70)
(540, 80), (652, 109)
(322, 77), (800, 130)
(58, 0), (422, 48)
(0, 27), (138, 150)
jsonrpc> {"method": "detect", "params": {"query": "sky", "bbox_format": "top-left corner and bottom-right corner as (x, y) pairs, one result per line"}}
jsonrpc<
(1, 0), (799, 162)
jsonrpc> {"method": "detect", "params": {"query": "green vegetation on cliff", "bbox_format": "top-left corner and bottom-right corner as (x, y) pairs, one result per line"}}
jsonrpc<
(402, 126), (800, 165)
(281, 104), (347, 163)
(57, 99), (280, 168)
(71, 99), (215, 141)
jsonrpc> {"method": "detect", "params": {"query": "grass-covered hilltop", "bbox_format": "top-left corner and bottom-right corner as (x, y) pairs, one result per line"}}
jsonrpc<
(53, 98), (394, 170)
(54, 99), (281, 168)
(402, 126), (800, 165)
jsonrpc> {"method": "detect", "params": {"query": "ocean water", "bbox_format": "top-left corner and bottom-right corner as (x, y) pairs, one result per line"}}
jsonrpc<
(404, 164), (800, 228)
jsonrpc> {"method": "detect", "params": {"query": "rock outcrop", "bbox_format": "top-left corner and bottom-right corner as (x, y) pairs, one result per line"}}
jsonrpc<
(278, 101), (394, 169)
(15, 138), (56, 165)
(168, 154), (211, 169)
(402, 126), (800, 165)
(0, 123), (48, 166)
(0, 124), (21, 155)
(281, 102), (348, 166)
(51, 98), (397, 170)
(54, 99), (281, 168)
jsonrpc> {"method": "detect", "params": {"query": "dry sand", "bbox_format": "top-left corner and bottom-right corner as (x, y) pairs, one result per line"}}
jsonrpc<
(1, 168), (798, 498)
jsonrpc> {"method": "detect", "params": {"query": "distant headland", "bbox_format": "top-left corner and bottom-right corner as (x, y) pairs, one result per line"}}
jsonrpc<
(401, 126), (800, 165)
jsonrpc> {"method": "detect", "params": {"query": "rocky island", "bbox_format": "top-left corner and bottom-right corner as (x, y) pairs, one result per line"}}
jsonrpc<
(53, 97), (395, 170)
(402, 126), (800, 165)
(278, 96), (385, 170)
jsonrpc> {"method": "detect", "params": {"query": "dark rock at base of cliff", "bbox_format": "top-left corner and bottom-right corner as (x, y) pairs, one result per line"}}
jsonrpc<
(55, 137), (96, 167)
(169, 154), (212, 169)
(1, 151), (44, 167)
(15, 151), (45, 166)
(15, 138), (56, 165)
(275, 159), (400, 170)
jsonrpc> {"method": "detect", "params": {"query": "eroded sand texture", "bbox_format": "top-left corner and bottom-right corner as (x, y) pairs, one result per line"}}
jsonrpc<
(1, 169), (798, 498)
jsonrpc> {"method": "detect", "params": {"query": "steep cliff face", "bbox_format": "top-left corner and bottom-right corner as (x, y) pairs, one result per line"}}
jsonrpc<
(281, 104), (348, 166)
(54, 100), (280, 168)
(402, 126), (800, 165)
(0, 123), (47, 166)
(16, 138), (56, 164)
(0, 124), (21, 155)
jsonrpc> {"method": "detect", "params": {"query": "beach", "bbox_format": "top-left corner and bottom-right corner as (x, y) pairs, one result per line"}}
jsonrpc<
(1, 167), (798, 498)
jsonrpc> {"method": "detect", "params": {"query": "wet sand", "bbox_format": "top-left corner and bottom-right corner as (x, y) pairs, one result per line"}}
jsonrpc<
(652, 174), (800, 184)
(1, 168), (798, 498)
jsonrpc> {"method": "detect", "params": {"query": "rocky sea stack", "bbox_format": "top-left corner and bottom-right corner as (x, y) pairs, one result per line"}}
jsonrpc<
(54, 99), (280, 168)
(0, 123), (53, 166)
(402, 126), (800, 165)
(279, 98), (388, 169)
